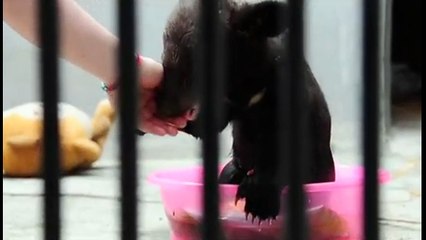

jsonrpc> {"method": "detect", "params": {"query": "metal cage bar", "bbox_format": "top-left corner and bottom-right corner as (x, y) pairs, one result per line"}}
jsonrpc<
(362, 0), (381, 240)
(117, 0), (139, 239)
(285, 0), (309, 239)
(196, 0), (225, 239)
(39, 0), (61, 240)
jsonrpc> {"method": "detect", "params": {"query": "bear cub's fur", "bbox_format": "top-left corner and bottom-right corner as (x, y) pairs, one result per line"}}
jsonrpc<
(155, 0), (336, 221)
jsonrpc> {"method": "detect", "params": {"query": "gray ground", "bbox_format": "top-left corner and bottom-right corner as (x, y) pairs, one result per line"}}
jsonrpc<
(3, 0), (421, 239)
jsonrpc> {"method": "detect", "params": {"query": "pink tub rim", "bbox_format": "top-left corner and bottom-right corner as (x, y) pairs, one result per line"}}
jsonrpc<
(148, 164), (391, 192)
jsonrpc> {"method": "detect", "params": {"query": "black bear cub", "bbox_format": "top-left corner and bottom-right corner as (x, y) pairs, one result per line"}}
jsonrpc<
(155, 0), (335, 221)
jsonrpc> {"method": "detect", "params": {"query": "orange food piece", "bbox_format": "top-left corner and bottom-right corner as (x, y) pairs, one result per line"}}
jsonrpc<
(166, 211), (201, 239)
(309, 207), (350, 239)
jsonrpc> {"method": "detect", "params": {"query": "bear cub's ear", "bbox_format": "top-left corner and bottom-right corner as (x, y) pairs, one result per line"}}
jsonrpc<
(230, 1), (288, 38)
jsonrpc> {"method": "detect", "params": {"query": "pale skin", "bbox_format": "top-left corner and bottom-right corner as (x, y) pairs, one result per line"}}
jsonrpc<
(3, 0), (189, 136)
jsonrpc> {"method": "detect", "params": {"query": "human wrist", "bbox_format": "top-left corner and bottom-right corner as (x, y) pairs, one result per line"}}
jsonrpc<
(101, 53), (143, 94)
(138, 56), (164, 89)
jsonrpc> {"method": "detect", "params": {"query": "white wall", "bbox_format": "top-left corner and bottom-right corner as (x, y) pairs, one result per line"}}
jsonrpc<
(305, 0), (364, 162)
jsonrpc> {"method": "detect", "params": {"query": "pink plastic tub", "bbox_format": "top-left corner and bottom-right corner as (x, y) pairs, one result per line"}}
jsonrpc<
(148, 164), (391, 240)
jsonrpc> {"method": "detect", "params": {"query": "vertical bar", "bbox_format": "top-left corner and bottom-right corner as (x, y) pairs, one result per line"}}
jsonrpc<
(117, 0), (138, 239)
(277, 0), (308, 239)
(362, 0), (380, 240)
(287, 0), (308, 238)
(39, 0), (61, 239)
(196, 0), (225, 239)
(381, 0), (393, 137)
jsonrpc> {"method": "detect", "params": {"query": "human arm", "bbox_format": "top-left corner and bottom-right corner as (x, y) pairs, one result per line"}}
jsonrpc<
(3, 0), (187, 135)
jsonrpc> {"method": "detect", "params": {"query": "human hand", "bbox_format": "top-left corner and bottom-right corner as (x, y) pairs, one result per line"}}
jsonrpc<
(107, 56), (189, 136)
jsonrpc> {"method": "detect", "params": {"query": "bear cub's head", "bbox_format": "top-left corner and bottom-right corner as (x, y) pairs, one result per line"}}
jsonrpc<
(155, 0), (289, 120)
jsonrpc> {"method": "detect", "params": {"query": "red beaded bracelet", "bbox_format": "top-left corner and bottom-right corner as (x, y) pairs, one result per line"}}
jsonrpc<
(101, 54), (143, 93)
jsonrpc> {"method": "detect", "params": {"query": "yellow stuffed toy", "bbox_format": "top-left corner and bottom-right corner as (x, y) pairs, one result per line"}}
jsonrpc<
(2, 99), (116, 177)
